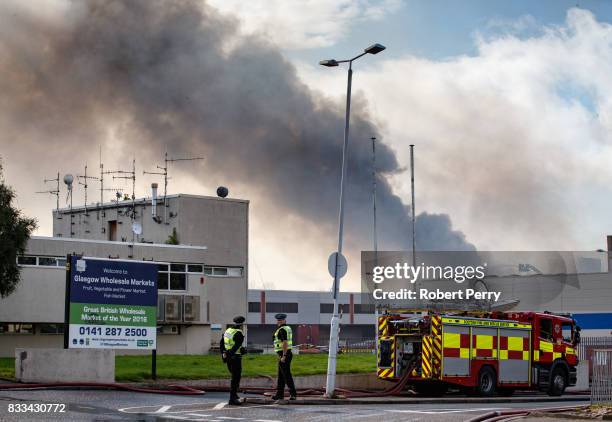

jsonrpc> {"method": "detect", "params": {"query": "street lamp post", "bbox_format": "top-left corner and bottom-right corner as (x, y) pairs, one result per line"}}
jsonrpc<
(320, 43), (386, 398)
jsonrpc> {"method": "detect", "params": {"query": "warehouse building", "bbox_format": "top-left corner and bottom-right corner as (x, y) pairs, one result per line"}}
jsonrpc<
(246, 289), (377, 347)
(0, 192), (248, 357)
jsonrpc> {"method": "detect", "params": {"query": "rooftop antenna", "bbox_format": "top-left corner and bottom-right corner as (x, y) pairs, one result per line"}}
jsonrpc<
(144, 152), (204, 224)
(106, 159), (137, 241)
(104, 159), (136, 205)
(77, 164), (99, 215)
(64, 174), (74, 238)
(36, 172), (60, 212)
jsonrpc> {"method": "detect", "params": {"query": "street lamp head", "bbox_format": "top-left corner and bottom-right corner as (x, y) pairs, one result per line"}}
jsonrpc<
(319, 59), (339, 67)
(364, 43), (386, 55)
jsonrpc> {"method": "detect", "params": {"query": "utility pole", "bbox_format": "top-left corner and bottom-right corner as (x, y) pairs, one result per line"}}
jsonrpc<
(410, 144), (416, 268)
(372, 137), (379, 345)
(319, 43), (386, 398)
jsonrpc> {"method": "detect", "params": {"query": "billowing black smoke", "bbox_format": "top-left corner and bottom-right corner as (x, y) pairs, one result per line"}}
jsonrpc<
(0, 0), (473, 251)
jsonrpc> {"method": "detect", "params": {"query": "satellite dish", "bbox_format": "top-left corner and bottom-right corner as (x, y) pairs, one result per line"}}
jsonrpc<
(132, 222), (142, 235)
(217, 186), (229, 198)
(63, 174), (74, 189)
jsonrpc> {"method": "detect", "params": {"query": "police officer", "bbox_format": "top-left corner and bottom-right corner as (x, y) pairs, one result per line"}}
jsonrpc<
(220, 316), (246, 405)
(272, 313), (297, 400)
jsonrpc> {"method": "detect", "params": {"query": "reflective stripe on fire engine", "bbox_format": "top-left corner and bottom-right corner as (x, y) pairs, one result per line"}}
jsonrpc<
(378, 368), (394, 378)
(442, 317), (531, 329)
(431, 315), (442, 378)
(422, 335), (432, 378)
(442, 332), (470, 359)
(534, 339), (562, 362)
(499, 335), (530, 360)
(472, 333), (498, 359)
(378, 316), (388, 337)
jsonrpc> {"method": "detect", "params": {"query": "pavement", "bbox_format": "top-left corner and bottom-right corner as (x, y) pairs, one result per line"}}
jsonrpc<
(0, 388), (591, 422)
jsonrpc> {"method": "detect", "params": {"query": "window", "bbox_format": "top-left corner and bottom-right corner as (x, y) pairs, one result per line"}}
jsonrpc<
(540, 318), (553, 340)
(170, 273), (186, 290)
(266, 302), (298, 313)
(157, 273), (169, 290)
(0, 323), (34, 334)
(17, 256), (65, 267)
(320, 304), (350, 313)
(39, 324), (64, 334)
(354, 304), (375, 314)
(157, 262), (192, 291)
(562, 322), (573, 343)
(227, 268), (242, 277)
(187, 264), (203, 273)
(248, 302), (261, 312)
(171, 263), (186, 272)
(17, 256), (37, 265)
(203, 266), (244, 278)
(320, 303), (334, 313)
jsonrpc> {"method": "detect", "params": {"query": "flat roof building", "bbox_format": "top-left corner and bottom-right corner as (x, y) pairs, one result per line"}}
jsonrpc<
(0, 193), (249, 357)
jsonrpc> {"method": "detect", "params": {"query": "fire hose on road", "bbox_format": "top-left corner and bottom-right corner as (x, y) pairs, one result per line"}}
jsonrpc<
(466, 405), (591, 422)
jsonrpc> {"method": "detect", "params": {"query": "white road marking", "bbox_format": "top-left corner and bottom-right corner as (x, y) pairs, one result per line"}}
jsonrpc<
(253, 419), (283, 422)
(118, 402), (204, 413)
(214, 402), (228, 410)
(217, 417), (245, 420)
(385, 407), (509, 415)
(155, 405), (173, 413)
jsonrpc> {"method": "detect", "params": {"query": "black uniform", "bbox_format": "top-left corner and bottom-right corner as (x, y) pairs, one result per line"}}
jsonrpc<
(220, 327), (244, 403)
(275, 325), (297, 398)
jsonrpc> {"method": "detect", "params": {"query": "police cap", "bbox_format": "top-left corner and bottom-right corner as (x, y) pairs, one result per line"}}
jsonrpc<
(274, 313), (287, 321)
(233, 315), (245, 324)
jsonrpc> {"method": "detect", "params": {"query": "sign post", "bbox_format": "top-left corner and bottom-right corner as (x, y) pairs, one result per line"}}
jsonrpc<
(65, 256), (158, 350)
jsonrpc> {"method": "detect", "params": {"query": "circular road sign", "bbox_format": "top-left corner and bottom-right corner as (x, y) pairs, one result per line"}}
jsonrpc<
(328, 252), (348, 279)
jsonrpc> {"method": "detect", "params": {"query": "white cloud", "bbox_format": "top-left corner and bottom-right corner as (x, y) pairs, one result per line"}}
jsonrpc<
(297, 8), (612, 252)
(207, 0), (401, 49)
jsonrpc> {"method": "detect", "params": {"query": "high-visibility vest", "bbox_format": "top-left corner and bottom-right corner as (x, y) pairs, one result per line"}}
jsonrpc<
(223, 327), (243, 355)
(273, 325), (293, 352)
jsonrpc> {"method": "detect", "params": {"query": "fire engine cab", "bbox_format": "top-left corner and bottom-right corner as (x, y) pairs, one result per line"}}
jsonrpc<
(377, 310), (579, 396)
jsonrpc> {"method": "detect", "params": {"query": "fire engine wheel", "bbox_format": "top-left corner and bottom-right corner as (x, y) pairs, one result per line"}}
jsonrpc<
(548, 366), (567, 396)
(477, 366), (497, 396)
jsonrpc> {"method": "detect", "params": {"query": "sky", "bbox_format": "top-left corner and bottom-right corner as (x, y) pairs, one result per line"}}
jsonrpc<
(3, 0), (612, 291)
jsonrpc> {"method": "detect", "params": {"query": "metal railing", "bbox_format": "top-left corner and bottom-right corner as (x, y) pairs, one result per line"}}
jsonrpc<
(591, 349), (612, 404)
(578, 336), (612, 359)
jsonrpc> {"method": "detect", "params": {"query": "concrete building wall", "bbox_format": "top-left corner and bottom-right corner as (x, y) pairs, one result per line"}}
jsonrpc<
(52, 194), (249, 255)
(0, 236), (247, 357)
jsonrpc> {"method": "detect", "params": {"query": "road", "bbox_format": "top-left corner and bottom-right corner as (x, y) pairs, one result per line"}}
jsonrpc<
(0, 389), (589, 422)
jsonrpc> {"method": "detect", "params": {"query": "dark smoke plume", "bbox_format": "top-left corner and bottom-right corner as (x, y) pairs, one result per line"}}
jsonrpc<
(0, 0), (473, 251)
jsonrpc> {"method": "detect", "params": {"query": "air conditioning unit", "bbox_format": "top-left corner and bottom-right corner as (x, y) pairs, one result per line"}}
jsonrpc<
(157, 295), (165, 322)
(164, 295), (182, 322)
(184, 296), (200, 322)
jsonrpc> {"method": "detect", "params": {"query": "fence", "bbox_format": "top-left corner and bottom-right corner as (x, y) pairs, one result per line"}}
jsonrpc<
(578, 337), (612, 381)
(591, 349), (612, 404)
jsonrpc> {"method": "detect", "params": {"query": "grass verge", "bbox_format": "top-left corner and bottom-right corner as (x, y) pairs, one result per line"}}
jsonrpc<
(0, 353), (376, 382)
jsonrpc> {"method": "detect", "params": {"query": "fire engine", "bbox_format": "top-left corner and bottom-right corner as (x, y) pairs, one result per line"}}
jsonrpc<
(377, 310), (579, 396)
